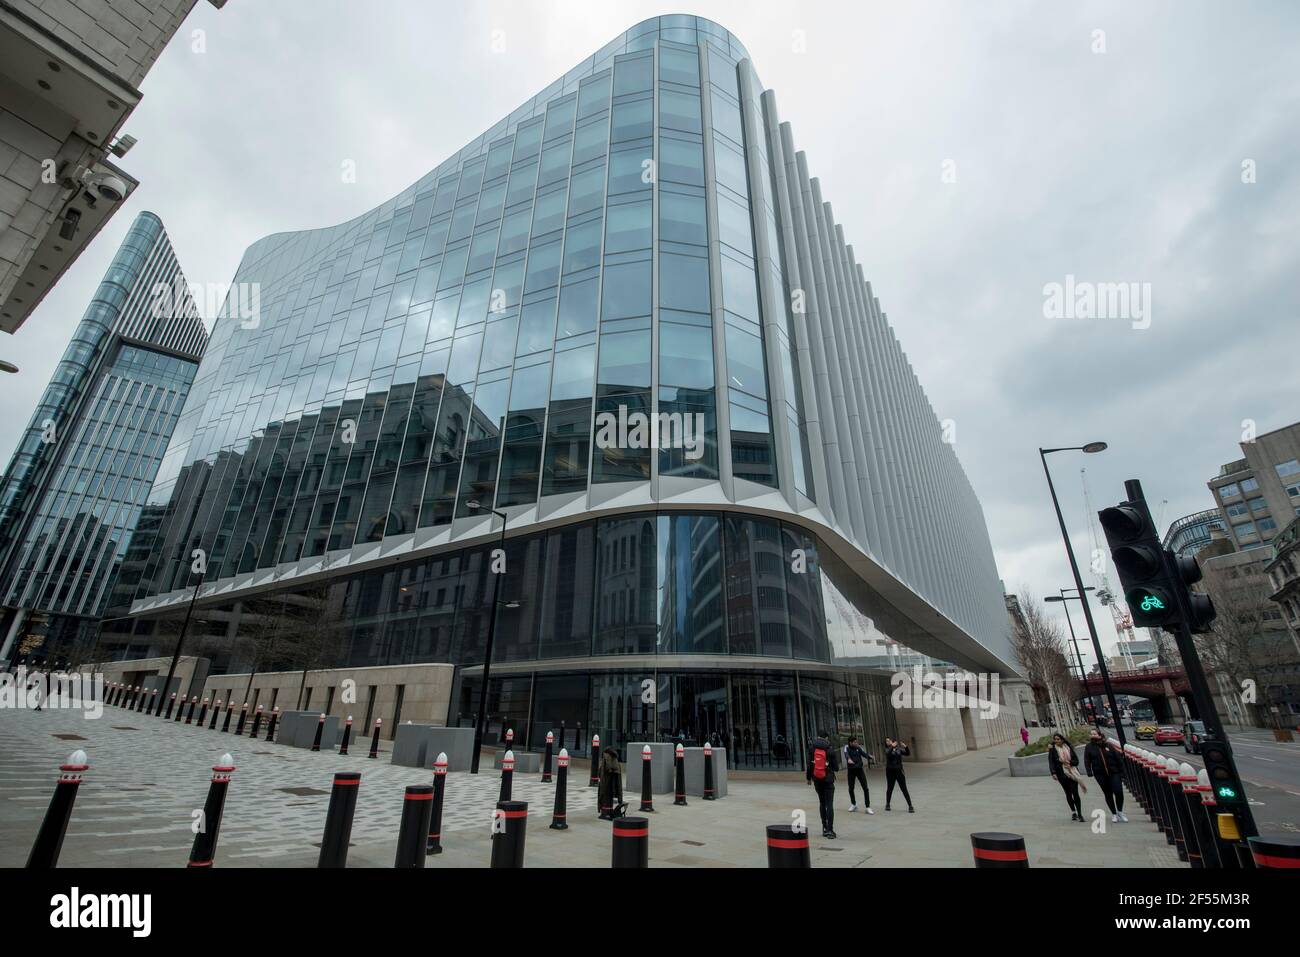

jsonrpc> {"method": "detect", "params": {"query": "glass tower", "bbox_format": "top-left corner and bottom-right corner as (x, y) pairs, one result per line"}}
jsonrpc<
(0, 212), (207, 667)
(110, 17), (1012, 763)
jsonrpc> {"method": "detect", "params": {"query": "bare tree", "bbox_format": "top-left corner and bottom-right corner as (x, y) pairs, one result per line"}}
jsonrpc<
(1010, 591), (1081, 731)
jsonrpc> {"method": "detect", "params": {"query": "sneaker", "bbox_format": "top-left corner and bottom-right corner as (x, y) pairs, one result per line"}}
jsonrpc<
(848, 803), (857, 812)
(885, 805), (891, 811)
(1112, 814), (1120, 823)
(1071, 813), (1079, 821)
(825, 830), (837, 840)
(865, 807), (875, 815)
(908, 806), (915, 813)
(1119, 812), (1129, 823)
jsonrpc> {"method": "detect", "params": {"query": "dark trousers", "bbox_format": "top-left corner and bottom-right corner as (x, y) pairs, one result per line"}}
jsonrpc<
(1094, 770), (1124, 814)
(1057, 774), (1082, 816)
(812, 778), (835, 833)
(885, 767), (912, 809)
(847, 766), (870, 807)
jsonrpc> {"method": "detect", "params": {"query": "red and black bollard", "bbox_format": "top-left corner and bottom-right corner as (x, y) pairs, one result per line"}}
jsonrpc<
(766, 823), (811, 868)
(317, 771), (361, 868)
(135, 686), (147, 712)
(185, 696), (199, 725)
(428, 752), (448, 855)
(1177, 762), (1205, 868)
(368, 718), (382, 758)
(1191, 768), (1222, 869)
(702, 742), (716, 800)
(638, 744), (654, 812)
(249, 705), (264, 738)
(234, 703), (249, 737)
(209, 698), (222, 730)
(187, 753), (235, 868)
(542, 731), (554, 783)
(25, 750), (89, 868)
(551, 748), (569, 830)
(220, 700), (235, 733)
(197, 697), (209, 727)
(970, 832), (1029, 868)
(588, 734), (600, 787)
(559, 721), (566, 752)
(490, 801), (528, 869)
(264, 706), (279, 742)
(148, 688), (160, 715)
(164, 692), (177, 720)
(394, 785), (433, 868)
(673, 743), (687, 806)
(611, 816), (648, 868)
(311, 712), (326, 752)
(338, 715), (353, 755)
(1161, 757), (1189, 862)
(1248, 834), (1300, 869)
(499, 749), (515, 803)
(505, 727), (515, 754)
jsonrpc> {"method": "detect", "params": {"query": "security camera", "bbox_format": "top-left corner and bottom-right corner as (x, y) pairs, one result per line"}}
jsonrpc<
(82, 170), (128, 203)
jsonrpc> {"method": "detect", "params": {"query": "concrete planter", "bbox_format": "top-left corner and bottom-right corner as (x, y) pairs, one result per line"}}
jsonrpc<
(1007, 750), (1051, 777)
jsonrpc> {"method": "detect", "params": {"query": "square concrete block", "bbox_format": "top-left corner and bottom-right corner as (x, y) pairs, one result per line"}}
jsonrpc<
(278, 711), (341, 750)
(392, 723), (437, 768)
(683, 747), (728, 798)
(419, 727), (476, 772)
(626, 742), (676, 794)
(493, 750), (543, 773)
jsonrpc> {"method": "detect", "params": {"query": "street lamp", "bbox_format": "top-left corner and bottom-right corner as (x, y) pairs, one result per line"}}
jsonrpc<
(1039, 442), (1127, 746)
(466, 499), (510, 774)
(0, 360), (18, 374)
(1045, 587), (1102, 729)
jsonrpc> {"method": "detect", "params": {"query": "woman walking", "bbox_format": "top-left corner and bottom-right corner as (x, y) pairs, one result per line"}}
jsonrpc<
(1047, 732), (1087, 821)
(1083, 728), (1128, 823)
(882, 737), (915, 812)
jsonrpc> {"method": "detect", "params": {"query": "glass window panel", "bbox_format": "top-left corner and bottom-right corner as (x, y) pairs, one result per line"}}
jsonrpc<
(611, 99), (653, 142)
(506, 163), (539, 206)
(531, 188), (568, 236)
(490, 259), (525, 311)
(517, 298), (557, 354)
(711, 89), (744, 144)
(593, 515), (657, 654)
(613, 55), (653, 94)
(660, 138), (705, 186)
(604, 201), (651, 254)
(468, 227), (500, 273)
(660, 323), (714, 390)
(597, 328), (651, 390)
(578, 72), (613, 117)
(659, 89), (702, 134)
(660, 192), (708, 245)
(539, 140), (572, 186)
(573, 120), (610, 165)
(609, 148), (653, 194)
(660, 47), (700, 86)
(524, 240), (562, 293)
(568, 164), (606, 215)
(721, 256), (760, 321)
(660, 254), (711, 314)
(714, 142), (749, 196)
(558, 278), (599, 337)
(562, 218), (602, 274)
(726, 324), (768, 396)
(498, 207), (532, 256)
(600, 261), (651, 320)
(480, 318), (520, 370)
(717, 195), (754, 255)
(656, 514), (724, 654)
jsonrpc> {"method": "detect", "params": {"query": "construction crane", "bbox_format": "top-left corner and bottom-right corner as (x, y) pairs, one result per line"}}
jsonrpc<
(1080, 467), (1138, 668)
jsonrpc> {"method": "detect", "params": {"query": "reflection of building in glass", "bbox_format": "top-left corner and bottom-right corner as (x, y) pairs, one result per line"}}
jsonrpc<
(0, 212), (206, 666)
(1163, 508), (1226, 559)
(96, 17), (1020, 765)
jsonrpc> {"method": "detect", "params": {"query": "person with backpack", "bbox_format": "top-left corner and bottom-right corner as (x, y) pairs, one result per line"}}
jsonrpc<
(882, 737), (915, 812)
(805, 731), (841, 838)
(1047, 732), (1087, 821)
(842, 736), (875, 813)
(1083, 727), (1127, 823)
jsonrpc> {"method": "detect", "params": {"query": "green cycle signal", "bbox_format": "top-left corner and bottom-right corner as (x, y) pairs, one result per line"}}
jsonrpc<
(1138, 593), (1166, 612)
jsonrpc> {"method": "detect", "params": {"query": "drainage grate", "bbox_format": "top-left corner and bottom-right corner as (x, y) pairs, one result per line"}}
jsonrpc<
(277, 787), (329, 796)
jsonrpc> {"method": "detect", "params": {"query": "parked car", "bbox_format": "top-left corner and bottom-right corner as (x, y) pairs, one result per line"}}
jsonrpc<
(1154, 726), (1185, 746)
(1135, 722), (1158, 740)
(1183, 720), (1207, 754)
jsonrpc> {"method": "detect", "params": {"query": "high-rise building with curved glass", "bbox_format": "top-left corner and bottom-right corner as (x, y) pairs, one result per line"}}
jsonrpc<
(105, 17), (1018, 763)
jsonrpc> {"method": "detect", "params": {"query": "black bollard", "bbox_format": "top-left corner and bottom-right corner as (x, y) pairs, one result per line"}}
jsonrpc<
(338, 715), (352, 755)
(197, 697), (209, 727)
(703, 742), (716, 800)
(187, 754), (235, 868)
(611, 816), (648, 868)
(638, 744), (654, 812)
(264, 706), (279, 742)
(311, 712), (325, 752)
(1248, 834), (1300, 869)
(1176, 762), (1205, 868)
(127, 685), (139, 710)
(209, 698), (222, 730)
(1191, 768), (1223, 869)
(542, 731), (554, 783)
(26, 750), (89, 868)
(499, 749), (515, 803)
(1160, 758), (1189, 862)
(428, 752), (448, 854)
(164, 692), (177, 720)
(766, 823), (811, 868)
(317, 772), (361, 868)
(186, 696), (198, 724)
(234, 703), (249, 736)
(394, 785), (433, 868)
(135, 686), (147, 712)
(368, 718), (382, 758)
(490, 801), (528, 869)
(249, 705), (264, 738)
(588, 734), (600, 787)
(221, 700), (235, 733)
(551, 748), (570, 830)
(174, 692), (186, 722)
(504, 727), (515, 755)
(559, 721), (566, 752)
(148, 689), (160, 716)
(673, 743), (687, 806)
(970, 832), (1029, 868)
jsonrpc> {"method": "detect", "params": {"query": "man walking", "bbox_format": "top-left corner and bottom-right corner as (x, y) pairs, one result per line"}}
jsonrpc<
(883, 737), (915, 812)
(843, 736), (874, 813)
(806, 731), (841, 839)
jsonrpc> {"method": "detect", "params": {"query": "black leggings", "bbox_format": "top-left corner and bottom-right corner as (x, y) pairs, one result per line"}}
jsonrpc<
(1057, 774), (1082, 816)
(1094, 770), (1125, 814)
(885, 767), (912, 809)
(812, 778), (835, 832)
(847, 766), (870, 806)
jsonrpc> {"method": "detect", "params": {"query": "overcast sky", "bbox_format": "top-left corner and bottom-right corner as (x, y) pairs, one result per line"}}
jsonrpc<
(2, 1), (1297, 664)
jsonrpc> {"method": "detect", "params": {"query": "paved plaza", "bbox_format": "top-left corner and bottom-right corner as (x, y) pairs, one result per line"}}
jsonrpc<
(0, 702), (1181, 868)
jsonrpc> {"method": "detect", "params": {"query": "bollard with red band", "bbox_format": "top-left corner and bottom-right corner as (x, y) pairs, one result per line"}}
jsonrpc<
(703, 741), (716, 800)
(164, 692), (177, 720)
(249, 704), (264, 738)
(1177, 762), (1205, 868)
(674, 743), (687, 806)
(1192, 768), (1223, 869)
(186, 696), (199, 725)
(1162, 757), (1189, 862)
(368, 718), (382, 758)
(338, 715), (353, 754)
(148, 688), (160, 715)
(264, 706), (279, 742)
(551, 748), (570, 830)
(589, 734), (600, 787)
(209, 698), (222, 730)
(221, 700), (235, 733)
(427, 752), (448, 855)
(311, 713), (326, 752)
(187, 754), (235, 868)
(197, 697), (210, 727)
(559, 721), (567, 752)
(135, 686), (147, 712)
(318, 771), (361, 868)
(766, 823), (811, 868)
(394, 785), (433, 868)
(499, 749), (515, 804)
(504, 727), (515, 754)
(234, 703), (249, 736)
(970, 832), (1029, 868)
(1248, 834), (1300, 869)
(490, 801), (528, 869)
(542, 731), (554, 783)
(1146, 750), (1172, 839)
(25, 750), (89, 868)
(611, 816), (648, 868)
(173, 691), (186, 722)
(638, 744), (654, 812)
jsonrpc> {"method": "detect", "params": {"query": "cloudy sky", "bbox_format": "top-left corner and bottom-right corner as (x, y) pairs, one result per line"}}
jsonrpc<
(2, 1), (1297, 664)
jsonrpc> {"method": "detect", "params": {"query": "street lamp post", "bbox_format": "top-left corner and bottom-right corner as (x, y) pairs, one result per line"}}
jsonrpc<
(1039, 444), (1127, 747)
(468, 501), (508, 774)
(1046, 587), (1102, 729)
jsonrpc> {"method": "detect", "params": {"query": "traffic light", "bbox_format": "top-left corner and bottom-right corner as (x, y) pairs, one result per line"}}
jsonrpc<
(1098, 485), (1216, 633)
(1200, 738), (1247, 805)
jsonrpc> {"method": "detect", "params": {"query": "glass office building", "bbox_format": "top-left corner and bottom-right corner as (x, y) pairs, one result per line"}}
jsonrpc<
(109, 17), (1012, 765)
(0, 212), (207, 667)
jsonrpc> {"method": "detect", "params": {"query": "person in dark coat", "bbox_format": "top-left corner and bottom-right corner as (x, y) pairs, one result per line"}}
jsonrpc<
(805, 732), (841, 838)
(596, 747), (623, 820)
(882, 737), (915, 812)
(1047, 732), (1087, 821)
(1083, 728), (1128, 823)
